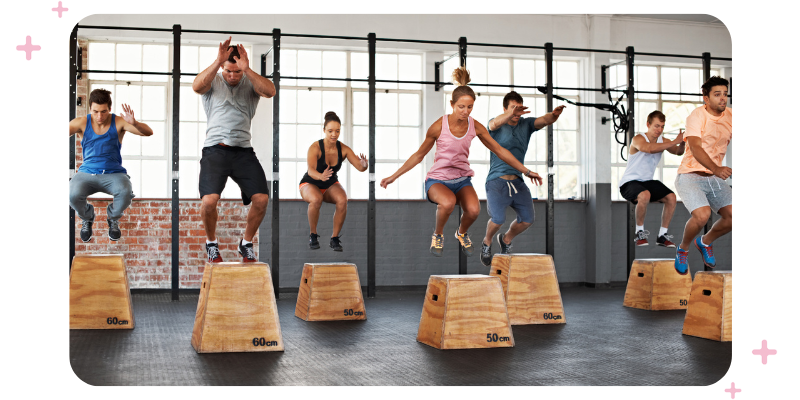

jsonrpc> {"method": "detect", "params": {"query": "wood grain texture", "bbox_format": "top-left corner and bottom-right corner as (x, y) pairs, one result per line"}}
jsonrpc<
(417, 275), (514, 350)
(295, 263), (366, 321)
(682, 271), (732, 342)
(191, 262), (284, 353)
(70, 254), (134, 330)
(623, 259), (692, 311)
(490, 254), (565, 325)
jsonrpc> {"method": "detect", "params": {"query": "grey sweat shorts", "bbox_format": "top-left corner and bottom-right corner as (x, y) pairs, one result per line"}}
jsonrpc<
(675, 173), (732, 214)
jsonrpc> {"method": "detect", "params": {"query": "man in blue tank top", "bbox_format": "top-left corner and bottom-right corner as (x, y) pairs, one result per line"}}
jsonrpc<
(68, 89), (154, 242)
(193, 37), (276, 263)
(479, 91), (561, 267)
(618, 111), (685, 248)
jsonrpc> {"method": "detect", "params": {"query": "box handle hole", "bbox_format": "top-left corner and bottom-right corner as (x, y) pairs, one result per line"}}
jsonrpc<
(432, 294), (438, 301)
(638, 273), (644, 277)
(703, 290), (711, 296)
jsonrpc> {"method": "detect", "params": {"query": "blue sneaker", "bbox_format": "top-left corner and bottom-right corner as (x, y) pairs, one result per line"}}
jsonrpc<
(674, 248), (689, 275)
(694, 236), (716, 269)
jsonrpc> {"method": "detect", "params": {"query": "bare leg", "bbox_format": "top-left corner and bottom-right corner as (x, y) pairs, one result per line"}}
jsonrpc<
(455, 186), (481, 234)
(244, 193), (269, 241)
(702, 205), (732, 244)
(201, 194), (221, 241)
(323, 183), (348, 237)
(427, 184), (457, 235)
(300, 184), (324, 235)
(483, 219), (503, 246)
(679, 206), (711, 250)
(635, 190), (651, 227)
(658, 193), (677, 231)
(503, 219), (532, 243)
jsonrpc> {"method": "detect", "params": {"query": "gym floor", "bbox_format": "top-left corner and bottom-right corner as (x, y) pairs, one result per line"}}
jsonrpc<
(70, 287), (731, 386)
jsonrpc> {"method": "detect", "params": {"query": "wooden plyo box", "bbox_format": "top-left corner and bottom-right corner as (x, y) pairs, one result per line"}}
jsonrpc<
(417, 275), (514, 350)
(191, 262), (284, 353)
(70, 254), (134, 330)
(489, 253), (566, 325)
(295, 263), (366, 321)
(623, 259), (692, 311)
(682, 271), (732, 342)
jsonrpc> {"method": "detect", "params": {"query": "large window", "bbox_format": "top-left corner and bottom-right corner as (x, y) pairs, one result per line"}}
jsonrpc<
(275, 50), (424, 200)
(609, 65), (720, 201)
(441, 56), (580, 199)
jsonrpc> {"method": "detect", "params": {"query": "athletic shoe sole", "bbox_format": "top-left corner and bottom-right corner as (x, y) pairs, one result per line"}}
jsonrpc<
(331, 247), (343, 252)
(636, 242), (649, 246)
(309, 244), (320, 250)
(694, 242), (716, 269)
(80, 238), (92, 243)
(657, 242), (676, 248)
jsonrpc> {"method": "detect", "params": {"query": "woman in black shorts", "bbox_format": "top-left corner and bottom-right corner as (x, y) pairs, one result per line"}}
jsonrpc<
(300, 111), (368, 251)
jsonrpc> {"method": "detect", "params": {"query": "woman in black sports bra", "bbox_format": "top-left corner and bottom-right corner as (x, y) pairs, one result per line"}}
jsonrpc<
(299, 111), (368, 251)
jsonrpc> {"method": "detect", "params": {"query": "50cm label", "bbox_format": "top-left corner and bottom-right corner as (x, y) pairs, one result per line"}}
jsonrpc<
(486, 333), (511, 342)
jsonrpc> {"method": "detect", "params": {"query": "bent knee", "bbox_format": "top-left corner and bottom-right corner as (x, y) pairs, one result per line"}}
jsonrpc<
(201, 195), (220, 210)
(250, 194), (269, 208)
(637, 190), (651, 202)
(438, 201), (456, 214)
(691, 208), (711, 222)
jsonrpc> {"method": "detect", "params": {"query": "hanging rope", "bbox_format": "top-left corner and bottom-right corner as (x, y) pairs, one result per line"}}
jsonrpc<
(536, 87), (631, 161)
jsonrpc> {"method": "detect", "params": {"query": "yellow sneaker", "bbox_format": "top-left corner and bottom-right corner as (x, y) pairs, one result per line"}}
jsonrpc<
(430, 233), (444, 257)
(454, 230), (474, 257)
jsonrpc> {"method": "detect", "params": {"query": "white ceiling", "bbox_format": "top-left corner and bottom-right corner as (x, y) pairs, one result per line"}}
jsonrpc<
(614, 14), (723, 24)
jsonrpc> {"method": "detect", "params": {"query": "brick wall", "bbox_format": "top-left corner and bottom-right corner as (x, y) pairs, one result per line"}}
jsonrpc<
(74, 200), (257, 289)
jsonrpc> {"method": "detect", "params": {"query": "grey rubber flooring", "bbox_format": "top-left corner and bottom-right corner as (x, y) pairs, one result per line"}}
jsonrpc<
(70, 287), (731, 386)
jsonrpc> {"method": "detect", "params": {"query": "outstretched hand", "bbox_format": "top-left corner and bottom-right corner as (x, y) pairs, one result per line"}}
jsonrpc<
(552, 105), (566, 117)
(380, 176), (395, 189)
(508, 104), (531, 118)
(120, 104), (137, 125)
(320, 166), (333, 181)
(358, 153), (368, 169)
(233, 44), (250, 72)
(216, 36), (233, 67)
(526, 171), (543, 186)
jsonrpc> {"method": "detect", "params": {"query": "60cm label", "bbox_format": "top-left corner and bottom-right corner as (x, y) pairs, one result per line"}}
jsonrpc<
(106, 317), (129, 325)
(252, 337), (279, 347)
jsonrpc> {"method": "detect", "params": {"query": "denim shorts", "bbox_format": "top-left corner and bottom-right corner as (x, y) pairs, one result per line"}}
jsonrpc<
(675, 173), (732, 214)
(485, 177), (535, 225)
(424, 177), (473, 204)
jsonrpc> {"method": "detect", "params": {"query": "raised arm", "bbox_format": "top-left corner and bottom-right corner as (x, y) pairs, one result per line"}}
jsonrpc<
(342, 143), (368, 172)
(117, 104), (153, 137)
(631, 132), (683, 154)
(69, 116), (85, 137)
(686, 136), (731, 179)
(192, 37), (232, 95)
(533, 105), (566, 130)
(476, 121), (542, 185)
(665, 130), (686, 155)
(235, 44), (276, 98)
(489, 104), (530, 131)
(380, 118), (441, 188)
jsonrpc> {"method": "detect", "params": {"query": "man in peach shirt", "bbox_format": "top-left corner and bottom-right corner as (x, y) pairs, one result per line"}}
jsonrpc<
(673, 76), (732, 274)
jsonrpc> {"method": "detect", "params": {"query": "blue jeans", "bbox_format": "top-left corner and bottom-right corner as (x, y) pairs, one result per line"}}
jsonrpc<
(485, 177), (534, 225)
(424, 177), (473, 204)
(69, 172), (134, 221)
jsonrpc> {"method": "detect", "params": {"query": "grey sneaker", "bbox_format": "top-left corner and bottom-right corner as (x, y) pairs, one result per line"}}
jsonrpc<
(454, 230), (474, 257)
(430, 233), (444, 257)
(497, 233), (512, 254)
(107, 219), (121, 241)
(480, 242), (493, 267)
(80, 218), (94, 243)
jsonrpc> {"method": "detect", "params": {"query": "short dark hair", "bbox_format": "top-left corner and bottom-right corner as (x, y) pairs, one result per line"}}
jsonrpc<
(647, 110), (666, 125)
(701, 76), (729, 97)
(226, 46), (240, 64)
(89, 88), (112, 108)
(324, 111), (341, 129)
(503, 91), (524, 109)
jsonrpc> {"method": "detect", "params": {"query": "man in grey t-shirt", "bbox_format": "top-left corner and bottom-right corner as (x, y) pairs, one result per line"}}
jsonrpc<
(192, 37), (276, 263)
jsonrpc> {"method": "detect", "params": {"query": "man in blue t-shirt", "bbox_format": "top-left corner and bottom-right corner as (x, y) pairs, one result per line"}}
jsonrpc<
(68, 89), (154, 242)
(480, 91), (564, 267)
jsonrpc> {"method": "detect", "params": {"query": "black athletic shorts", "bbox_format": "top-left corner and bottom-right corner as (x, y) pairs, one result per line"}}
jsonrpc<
(199, 145), (269, 205)
(619, 180), (673, 204)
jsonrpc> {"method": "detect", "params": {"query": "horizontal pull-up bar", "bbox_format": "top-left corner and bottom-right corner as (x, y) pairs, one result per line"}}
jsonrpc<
(78, 69), (199, 77)
(77, 24), (173, 32)
(468, 42), (546, 50)
(282, 33), (366, 41)
(553, 46), (627, 54)
(182, 28), (274, 37)
(376, 37), (459, 45)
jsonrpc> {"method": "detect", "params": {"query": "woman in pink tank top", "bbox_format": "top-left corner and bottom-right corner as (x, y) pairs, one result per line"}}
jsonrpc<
(381, 67), (541, 258)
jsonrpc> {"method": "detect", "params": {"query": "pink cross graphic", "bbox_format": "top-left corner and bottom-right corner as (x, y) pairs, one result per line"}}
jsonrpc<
(753, 339), (777, 364)
(16, 36), (41, 60)
(725, 382), (741, 399)
(52, 2), (68, 18)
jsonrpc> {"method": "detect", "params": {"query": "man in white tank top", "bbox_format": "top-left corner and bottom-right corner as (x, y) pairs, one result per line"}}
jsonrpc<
(618, 111), (685, 247)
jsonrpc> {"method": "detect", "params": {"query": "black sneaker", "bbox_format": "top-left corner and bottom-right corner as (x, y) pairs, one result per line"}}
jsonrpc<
(80, 218), (94, 243)
(309, 233), (320, 249)
(238, 239), (257, 262)
(206, 242), (223, 263)
(430, 233), (444, 257)
(108, 219), (121, 241)
(656, 233), (677, 248)
(497, 233), (512, 254)
(330, 236), (343, 252)
(480, 242), (493, 267)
